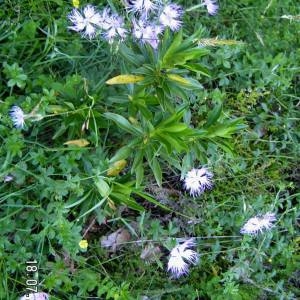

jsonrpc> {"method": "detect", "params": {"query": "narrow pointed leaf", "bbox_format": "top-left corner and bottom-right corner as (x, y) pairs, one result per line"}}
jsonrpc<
(106, 75), (144, 85)
(104, 112), (143, 135)
(63, 139), (90, 147)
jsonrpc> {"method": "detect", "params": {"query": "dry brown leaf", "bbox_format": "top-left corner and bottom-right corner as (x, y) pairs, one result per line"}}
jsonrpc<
(140, 244), (162, 263)
(100, 228), (131, 252)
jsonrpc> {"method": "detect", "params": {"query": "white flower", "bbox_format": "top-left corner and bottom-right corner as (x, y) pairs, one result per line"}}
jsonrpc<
(103, 13), (127, 43)
(167, 238), (199, 278)
(183, 167), (213, 197)
(68, 5), (103, 39)
(126, 0), (156, 15)
(240, 212), (276, 235)
(159, 3), (183, 31)
(20, 292), (49, 300)
(204, 0), (219, 15)
(142, 24), (163, 48)
(9, 105), (26, 129)
(100, 8), (114, 30)
(132, 18), (146, 39)
(4, 175), (14, 182)
(133, 19), (163, 48)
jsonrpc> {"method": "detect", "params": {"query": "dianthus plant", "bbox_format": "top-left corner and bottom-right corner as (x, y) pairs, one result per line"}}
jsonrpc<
(66, 0), (243, 189)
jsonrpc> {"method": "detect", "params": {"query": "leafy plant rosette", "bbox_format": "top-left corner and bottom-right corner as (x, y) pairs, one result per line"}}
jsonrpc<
(65, 1), (245, 191)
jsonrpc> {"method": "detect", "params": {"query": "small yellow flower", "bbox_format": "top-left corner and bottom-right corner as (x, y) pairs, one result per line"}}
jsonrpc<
(72, 0), (80, 8)
(79, 239), (88, 249)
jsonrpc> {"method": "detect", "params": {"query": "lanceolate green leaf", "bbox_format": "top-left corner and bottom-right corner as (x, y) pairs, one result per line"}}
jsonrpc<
(118, 43), (145, 66)
(206, 118), (247, 138)
(161, 124), (188, 133)
(109, 146), (132, 163)
(204, 103), (223, 128)
(153, 134), (172, 153)
(135, 163), (144, 187)
(157, 106), (187, 128)
(151, 157), (162, 186)
(94, 177), (110, 198)
(134, 191), (172, 212)
(104, 112), (143, 135)
(132, 149), (144, 171)
(157, 133), (187, 152)
(183, 63), (211, 77)
(64, 190), (92, 209)
(162, 30), (183, 65)
(162, 30), (209, 68)
(78, 197), (107, 220)
(167, 74), (203, 89)
(110, 139), (141, 164)
(110, 192), (144, 211)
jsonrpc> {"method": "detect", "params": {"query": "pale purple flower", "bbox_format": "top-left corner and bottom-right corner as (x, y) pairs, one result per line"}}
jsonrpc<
(132, 19), (146, 39)
(204, 0), (219, 15)
(99, 8), (114, 31)
(183, 167), (213, 197)
(142, 24), (163, 48)
(4, 175), (14, 182)
(133, 19), (163, 48)
(20, 292), (49, 300)
(168, 238), (199, 278)
(103, 13), (127, 43)
(68, 5), (103, 39)
(126, 0), (157, 15)
(10, 105), (26, 129)
(240, 212), (276, 235)
(159, 3), (183, 31)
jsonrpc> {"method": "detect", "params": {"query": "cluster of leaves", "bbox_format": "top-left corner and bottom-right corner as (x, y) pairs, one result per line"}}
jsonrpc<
(0, 0), (299, 299)
(105, 29), (245, 187)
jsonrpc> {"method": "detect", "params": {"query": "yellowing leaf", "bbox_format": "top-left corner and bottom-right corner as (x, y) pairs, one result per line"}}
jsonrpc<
(107, 159), (127, 176)
(47, 105), (68, 113)
(211, 265), (219, 276)
(167, 74), (191, 86)
(197, 38), (245, 47)
(106, 74), (144, 85)
(128, 116), (138, 125)
(108, 197), (117, 210)
(64, 139), (90, 147)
